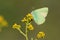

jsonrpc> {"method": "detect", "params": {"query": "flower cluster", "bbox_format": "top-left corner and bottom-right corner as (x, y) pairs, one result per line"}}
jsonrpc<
(37, 32), (45, 39)
(0, 16), (8, 32)
(0, 14), (47, 40)
(0, 16), (8, 27)
(12, 13), (46, 40)
(12, 23), (21, 30)
(21, 13), (33, 23)
(27, 24), (34, 30)
(21, 13), (34, 31)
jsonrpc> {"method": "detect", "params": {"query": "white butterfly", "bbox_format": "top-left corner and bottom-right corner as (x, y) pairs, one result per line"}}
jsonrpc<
(31, 7), (48, 25)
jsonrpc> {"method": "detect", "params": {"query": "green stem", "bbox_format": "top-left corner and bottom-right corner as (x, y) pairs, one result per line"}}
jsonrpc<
(26, 24), (28, 40)
(31, 38), (33, 40)
(18, 27), (28, 40)
(18, 28), (26, 37)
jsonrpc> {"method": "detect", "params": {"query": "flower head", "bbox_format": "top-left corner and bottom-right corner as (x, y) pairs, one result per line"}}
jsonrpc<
(21, 13), (33, 23)
(0, 16), (8, 32)
(0, 16), (8, 27)
(21, 17), (27, 22)
(27, 24), (34, 30)
(12, 23), (21, 30)
(2, 20), (8, 27)
(26, 13), (33, 20)
(37, 32), (45, 39)
(0, 16), (4, 23)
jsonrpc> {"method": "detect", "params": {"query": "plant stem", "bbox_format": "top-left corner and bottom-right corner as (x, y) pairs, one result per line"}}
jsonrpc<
(26, 24), (28, 40)
(18, 28), (28, 40)
(18, 28), (26, 37)
(31, 38), (33, 40)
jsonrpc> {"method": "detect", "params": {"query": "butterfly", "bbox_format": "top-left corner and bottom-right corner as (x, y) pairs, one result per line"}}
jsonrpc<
(31, 7), (48, 25)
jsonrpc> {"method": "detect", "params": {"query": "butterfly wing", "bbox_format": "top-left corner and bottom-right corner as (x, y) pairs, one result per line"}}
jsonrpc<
(31, 7), (48, 25)
(31, 12), (45, 25)
(39, 7), (48, 17)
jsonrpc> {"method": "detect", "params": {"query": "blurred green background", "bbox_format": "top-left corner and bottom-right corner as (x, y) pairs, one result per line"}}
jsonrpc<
(0, 0), (60, 40)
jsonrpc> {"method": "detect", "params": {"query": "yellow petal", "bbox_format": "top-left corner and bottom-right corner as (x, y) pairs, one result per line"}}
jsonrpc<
(28, 24), (34, 30)
(2, 20), (8, 27)
(21, 17), (27, 22)
(39, 32), (45, 37)
(0, 16), (4, 23)
(37, 32), (45, 39)
(37, 33), (42, 39)
(26, 13), (33, 17)
(12, 23), (21, 30)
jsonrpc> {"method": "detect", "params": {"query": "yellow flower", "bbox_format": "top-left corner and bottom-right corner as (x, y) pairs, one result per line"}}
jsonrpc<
(37, 32), (45, 39)
(2, 20), (8, 27)
(28, 18), (32, 21)
(21, 17), (27, 22)
(0, 16), (8, 27)
(26, 13), (33, 19)
(26, 13), (32, 17)
(26, 13), (33, 22)
(21, 13), (33, 23)
(27, 24), (34, 30)
(12, 23), (21, 30)
(0, 16), (4, 23)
